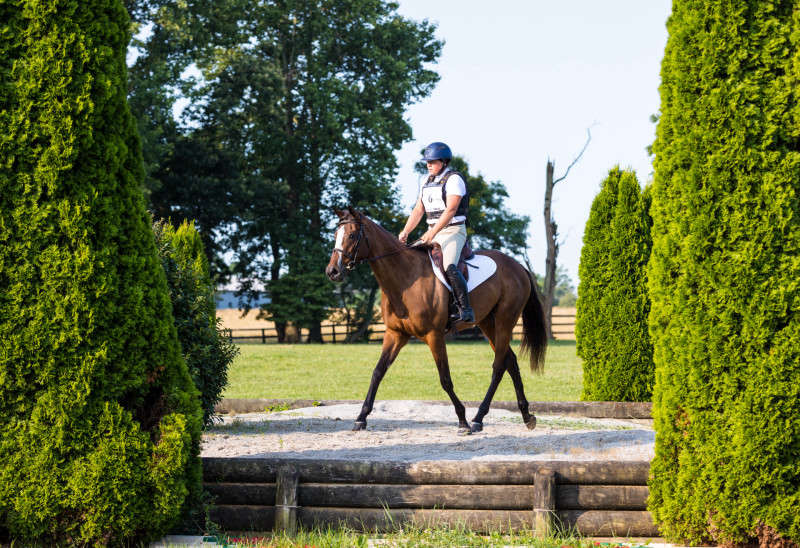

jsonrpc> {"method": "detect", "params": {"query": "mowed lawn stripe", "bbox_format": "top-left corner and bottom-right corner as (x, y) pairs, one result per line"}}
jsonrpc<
(223, 340), (582, 401)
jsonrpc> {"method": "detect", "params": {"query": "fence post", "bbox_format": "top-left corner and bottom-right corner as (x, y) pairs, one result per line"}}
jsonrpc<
(275, 465), (299, 534)
(331, 323), (336, 343)
(227, 328), (233, 342)
(533, 469), (557, 537)
(261, 328), (266, 344)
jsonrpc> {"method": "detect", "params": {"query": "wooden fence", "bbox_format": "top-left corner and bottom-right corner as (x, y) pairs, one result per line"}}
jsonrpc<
(222, 311), (575, 344)
(203, 458), (657, 536)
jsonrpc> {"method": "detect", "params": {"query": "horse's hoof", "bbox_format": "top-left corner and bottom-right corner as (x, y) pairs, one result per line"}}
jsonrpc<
(352, 420), (367, 431)
(458, 425), (472, 436)
(470, 421), (483, 433)
(525, 416), (537, 430)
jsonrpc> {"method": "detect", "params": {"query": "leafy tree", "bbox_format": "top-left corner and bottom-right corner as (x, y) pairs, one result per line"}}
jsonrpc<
(0, 0), (202, 544)
(648, 1), (800, 544)
(126, 0), (241, 282)
(552, 265), (577, 307)
(153, 219), (239, 427)
(576, 167), (653, 402)
(188, 0), (442, 341)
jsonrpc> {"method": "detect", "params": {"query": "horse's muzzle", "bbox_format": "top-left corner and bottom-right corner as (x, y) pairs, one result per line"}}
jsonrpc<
(326, 264), (343, 282)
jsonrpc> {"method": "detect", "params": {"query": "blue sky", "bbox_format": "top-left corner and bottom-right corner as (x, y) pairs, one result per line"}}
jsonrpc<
(392, 1), (672, 283)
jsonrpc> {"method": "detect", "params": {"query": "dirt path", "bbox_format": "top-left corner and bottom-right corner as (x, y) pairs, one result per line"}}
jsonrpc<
(202, 400), (654, 462)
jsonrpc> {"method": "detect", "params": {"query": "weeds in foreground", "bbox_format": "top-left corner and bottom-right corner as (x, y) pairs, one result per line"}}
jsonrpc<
(209, 523), (655, 547)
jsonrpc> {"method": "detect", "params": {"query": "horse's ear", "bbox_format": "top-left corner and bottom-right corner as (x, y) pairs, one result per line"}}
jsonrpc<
(333, 208), (346, 219)
(347, 205), (361, 219)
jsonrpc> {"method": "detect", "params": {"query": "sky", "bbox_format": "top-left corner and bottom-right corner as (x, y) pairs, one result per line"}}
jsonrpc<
(391, 0), (673, 283)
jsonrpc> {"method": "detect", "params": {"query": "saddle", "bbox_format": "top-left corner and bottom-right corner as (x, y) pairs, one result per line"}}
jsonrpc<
(414, 240), (476, 281)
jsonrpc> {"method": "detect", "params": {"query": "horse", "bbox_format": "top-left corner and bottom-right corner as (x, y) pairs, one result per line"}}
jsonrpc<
(325, 207), (548, 434)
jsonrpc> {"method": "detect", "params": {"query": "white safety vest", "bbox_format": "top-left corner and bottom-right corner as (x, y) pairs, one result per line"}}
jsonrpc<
(420, 168), (468, 226)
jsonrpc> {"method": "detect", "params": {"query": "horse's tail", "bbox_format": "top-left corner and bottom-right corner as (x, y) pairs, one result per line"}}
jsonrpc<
(519, 268), (548, 374)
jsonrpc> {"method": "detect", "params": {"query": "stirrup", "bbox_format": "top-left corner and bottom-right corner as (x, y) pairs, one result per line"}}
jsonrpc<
(460, 308), (475, 323)
(452, 307), (475, 324)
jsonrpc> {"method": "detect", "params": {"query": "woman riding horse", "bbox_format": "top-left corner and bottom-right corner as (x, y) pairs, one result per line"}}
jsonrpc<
(398, 142), (474, 323)
(326, 202), (548, 434)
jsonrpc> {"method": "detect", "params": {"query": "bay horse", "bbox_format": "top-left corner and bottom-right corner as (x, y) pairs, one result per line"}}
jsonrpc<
(325, 207), (547, 434)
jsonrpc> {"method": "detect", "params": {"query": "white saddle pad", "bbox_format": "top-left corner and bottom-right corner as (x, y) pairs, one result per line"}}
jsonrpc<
(429, 253), (497, 293)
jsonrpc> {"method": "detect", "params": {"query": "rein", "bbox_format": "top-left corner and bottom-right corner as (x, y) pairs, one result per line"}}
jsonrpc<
(335, 219), (411, 270)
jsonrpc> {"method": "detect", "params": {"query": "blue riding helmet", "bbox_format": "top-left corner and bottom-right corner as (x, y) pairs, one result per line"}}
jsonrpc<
(423, 142), (452, 162)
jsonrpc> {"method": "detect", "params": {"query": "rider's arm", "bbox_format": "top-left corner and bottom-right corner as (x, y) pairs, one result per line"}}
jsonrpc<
(399, 199), (425, 243)
(423, 194), (461, 241)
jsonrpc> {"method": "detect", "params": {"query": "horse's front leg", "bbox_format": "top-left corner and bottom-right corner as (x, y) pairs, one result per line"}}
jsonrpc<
(424, 331), (471, 435)
(353, 329), (409, 431)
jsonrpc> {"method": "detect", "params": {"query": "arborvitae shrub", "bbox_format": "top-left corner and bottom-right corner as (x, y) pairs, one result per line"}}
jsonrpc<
(576, 167), (654, 402)
(154, 219), (238, 427)
(648, 1), (800, 544)
(0, 1), (202, 544)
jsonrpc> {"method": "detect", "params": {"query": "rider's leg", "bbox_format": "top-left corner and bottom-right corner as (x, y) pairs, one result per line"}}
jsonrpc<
(436, 225), (474, 323)
(445, 265), (475, 323)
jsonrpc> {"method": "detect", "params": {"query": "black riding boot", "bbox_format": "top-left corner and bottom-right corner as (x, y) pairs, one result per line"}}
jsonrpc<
(445, 264), (475, 323)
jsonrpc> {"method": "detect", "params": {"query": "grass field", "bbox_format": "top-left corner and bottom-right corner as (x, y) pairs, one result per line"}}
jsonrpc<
(223, 340), (582, 401)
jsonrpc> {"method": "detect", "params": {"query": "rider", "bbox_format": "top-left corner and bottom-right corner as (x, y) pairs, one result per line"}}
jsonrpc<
(398, 142), (475, 323)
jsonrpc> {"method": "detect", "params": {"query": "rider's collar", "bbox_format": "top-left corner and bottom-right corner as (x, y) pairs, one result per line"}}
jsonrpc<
(429, 166), (452, 183)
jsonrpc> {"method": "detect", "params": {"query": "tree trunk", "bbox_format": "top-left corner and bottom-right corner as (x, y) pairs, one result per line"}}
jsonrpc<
(307, 323), (323, 343)
(346, 284), (379, 343)
(543, 160), (557, 340)
(270, 238), (287, 343)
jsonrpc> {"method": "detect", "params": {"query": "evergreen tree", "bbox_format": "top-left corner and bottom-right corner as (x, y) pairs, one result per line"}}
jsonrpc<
(576, 167), (653, 402)
(154, 219), (238, 427)
(648, 1), (800, 544)
(0, 1), (202, 544)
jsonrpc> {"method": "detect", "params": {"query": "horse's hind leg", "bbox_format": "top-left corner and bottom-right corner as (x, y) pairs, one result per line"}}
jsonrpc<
(353, 329), (409, 431)
(505, 349), (536, 429)
(473, 314), (535, 431)
(424, 331), (471, 434)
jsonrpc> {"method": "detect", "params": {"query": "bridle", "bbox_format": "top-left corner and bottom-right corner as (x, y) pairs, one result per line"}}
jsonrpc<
(333, 219), (410, 271)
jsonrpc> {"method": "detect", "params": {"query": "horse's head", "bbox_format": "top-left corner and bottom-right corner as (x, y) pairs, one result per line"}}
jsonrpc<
(326, 207), (368, 282)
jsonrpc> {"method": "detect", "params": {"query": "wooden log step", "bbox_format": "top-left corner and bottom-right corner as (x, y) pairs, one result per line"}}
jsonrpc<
(209, 506), (658, 536)
(295, 507), (658, 535)
(557, 510), (658, 537)
(557, 485), (649, 510)
(298, 483), (535, 510)
(205, 483), (276, 505)
(204, 482), (649, 511)
(209, 505), (274, 532)
(203, 458), (650, 486)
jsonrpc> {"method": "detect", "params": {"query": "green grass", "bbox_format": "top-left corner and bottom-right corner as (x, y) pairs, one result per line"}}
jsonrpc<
(213, 524), (651, 547)
(223, 340), (582, 401)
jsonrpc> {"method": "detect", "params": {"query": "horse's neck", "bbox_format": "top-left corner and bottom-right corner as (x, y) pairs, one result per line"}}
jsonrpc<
(364, 222), (430, 301)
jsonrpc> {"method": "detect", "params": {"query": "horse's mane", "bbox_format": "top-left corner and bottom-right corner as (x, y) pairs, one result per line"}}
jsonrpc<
(363, 214), (436, 255)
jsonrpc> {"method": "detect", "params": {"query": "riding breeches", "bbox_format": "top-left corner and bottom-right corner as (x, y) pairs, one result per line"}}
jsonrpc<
(432, 224), (467, 268)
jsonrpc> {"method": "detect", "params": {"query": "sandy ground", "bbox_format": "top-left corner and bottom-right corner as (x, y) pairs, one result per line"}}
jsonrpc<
(201, 400), (653, 462)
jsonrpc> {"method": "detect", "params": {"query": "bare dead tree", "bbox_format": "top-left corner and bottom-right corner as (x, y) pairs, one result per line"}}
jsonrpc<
(543, 128), (592, 339)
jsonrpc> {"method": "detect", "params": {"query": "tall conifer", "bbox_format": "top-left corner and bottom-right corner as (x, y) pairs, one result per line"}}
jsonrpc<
(0, 1), (201, 544)
(576, 167), (653, 402)
(648, 1), (800, 543)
